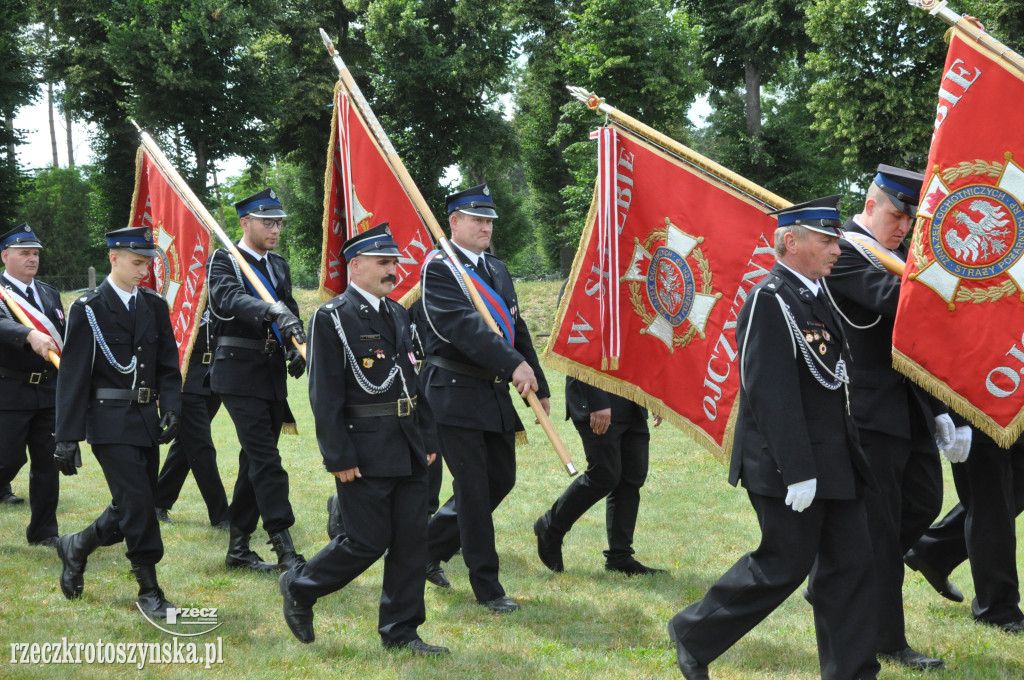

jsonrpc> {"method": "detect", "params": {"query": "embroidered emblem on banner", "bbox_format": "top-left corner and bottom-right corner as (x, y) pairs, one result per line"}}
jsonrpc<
(911, 153), (1024, 308)
(620, 218), (722, 352)
(148, 224), (184, 308)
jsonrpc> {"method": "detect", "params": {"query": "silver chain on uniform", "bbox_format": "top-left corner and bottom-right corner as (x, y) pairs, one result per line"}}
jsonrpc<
(329, 309), (411, 398)
(84, 304), (137, 375)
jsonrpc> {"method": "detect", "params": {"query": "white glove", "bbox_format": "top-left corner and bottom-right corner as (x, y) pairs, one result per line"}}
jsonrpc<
(933, 413), (956, 452)
(785, 478), (817, 513)
(943, 425), (973, 464)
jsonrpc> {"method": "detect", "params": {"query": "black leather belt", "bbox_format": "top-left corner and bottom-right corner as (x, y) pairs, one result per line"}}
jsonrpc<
(94, 388), (159, 404)
(423, 355), (504, 383)
(218, 336), (280, 355)
(0, 366), (57, 385)
(344, 396), (417, 418)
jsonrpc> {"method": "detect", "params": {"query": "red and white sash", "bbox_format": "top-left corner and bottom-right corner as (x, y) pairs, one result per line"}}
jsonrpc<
(0, 283), (64, 355)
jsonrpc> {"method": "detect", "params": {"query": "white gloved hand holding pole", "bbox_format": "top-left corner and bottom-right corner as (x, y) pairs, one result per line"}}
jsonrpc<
(933, 413), (956, 452)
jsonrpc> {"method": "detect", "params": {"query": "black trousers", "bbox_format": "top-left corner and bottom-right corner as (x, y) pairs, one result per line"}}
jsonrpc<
(0, 407), (59, 542)
(427, 455), (443, 516)
(543, 419), (649, 561)
(289, 472), (428, 645)
(859, 429), (942, 651)
(669, 492), (879, 680)
(220, 394), (293, 535)
(90, 443), (163, 565)
(154, 393), (228, 525)
(913, 434), (1024, 625)
(427, 425), (515, 602)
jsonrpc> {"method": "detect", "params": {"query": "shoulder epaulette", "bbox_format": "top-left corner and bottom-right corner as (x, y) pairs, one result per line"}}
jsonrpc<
(321, 294), (346, 312)
(75, 289), (101, 306)
(139, 286), (163, 298)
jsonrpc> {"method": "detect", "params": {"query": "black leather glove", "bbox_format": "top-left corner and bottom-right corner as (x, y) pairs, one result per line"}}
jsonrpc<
(286, 348), (306, 378)
(266, 301), (305, 344)
(54, 441), (82, 476)
(157, 411), (180, 445)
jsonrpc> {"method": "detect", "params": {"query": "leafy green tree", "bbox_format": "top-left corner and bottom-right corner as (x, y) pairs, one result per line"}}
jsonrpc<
(0, 0), (38, 223)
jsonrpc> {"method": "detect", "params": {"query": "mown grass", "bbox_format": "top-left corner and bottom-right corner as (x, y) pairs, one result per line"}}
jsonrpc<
(0, 281), (1019, 678)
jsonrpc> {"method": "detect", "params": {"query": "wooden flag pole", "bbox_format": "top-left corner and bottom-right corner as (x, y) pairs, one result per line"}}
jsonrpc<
(130, 121), (306, 360)
(0, 287), (60, 368)
(320, 29), (576, 476)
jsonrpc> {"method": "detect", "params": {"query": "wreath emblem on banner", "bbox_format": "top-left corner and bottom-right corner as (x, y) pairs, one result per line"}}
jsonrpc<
(910, 153), (1024, 309)
(148, 222), (184, 308)
(620, 218), (722, 352)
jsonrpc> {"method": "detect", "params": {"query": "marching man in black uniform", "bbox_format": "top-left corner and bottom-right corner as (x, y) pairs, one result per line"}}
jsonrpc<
(207, 188), (306, 574)
(0, 224), (64, 547)
(153, 306), (229, 529)
(667, 196), (879, 680)
(279, 223), (448, 655)
(54, 226), (181, 618)
(825, 165), (958, 670)
(417, 183), (550, 613)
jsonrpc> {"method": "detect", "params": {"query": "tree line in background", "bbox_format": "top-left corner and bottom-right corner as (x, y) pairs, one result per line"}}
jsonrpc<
(0, 0), (1022, 287)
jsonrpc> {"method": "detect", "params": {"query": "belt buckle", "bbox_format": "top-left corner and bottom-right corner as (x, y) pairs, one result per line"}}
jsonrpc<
(493, 375), (502, 384)
(29, 372), (42, 385)
(202, 352), (213, 365)
(263, 339), (279, 355)
(137, 387), (152, 404)
(397, 398), (412, 418)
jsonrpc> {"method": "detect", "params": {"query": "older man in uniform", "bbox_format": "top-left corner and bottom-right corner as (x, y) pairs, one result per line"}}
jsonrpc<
(153, 306), (229, 529)
(417, 183), (550, 613)
(824, 165), (959, 670)
(668, 196), (879, 680)
(0, 224), (64, 547)
(54, 226), (181, 617)
(208, 188), (306, 574)
(279, 223), (447, 654)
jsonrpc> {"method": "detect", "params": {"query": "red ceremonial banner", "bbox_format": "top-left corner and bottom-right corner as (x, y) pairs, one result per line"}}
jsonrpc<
(893, 27), (1024, 446)
(319, 82), (434, 302)
(545, 126), (780, 460)
(128, 147), (211, 373)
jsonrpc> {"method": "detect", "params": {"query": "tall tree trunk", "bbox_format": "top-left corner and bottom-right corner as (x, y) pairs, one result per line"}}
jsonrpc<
(212, 165), (225, 225)
(4, 114), (14, 161)
(64, 93), (74, 168)
(194, 138), (207, 195)
(743, 61), (763, 139)
(47, 82), (58, 167)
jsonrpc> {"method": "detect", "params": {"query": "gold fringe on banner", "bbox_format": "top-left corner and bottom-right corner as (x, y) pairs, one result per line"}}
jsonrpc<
(515, 430), (529, 446)
(892, 350), (1024, 448)
(318, 81), (343, 303)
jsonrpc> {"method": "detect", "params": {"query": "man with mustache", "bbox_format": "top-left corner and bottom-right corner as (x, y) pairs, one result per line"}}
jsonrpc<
(668, 196), (879, 680)
(54, 226), (182, 618)
(0, 223), (64, 547)
(279, 223), (447, 655)
(824, 165), (960, 670)
(207, 188), (307, 574)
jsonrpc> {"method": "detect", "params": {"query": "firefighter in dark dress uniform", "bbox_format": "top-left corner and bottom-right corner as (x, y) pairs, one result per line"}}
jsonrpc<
(667, 196), (879, 680)
(278, 223), (448, 655)
(54, 226), (182, 618)
(0, 223), (64, 547)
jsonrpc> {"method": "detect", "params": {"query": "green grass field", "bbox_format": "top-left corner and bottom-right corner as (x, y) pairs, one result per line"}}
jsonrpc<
(0, 281), (1020, 678)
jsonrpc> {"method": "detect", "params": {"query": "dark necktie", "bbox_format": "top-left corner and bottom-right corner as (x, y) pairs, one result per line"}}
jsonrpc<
(477, 255), (494, 287)
(24, 286), (39, 311)
(379, 300), (397, 338)
(128, 295), (137, 325)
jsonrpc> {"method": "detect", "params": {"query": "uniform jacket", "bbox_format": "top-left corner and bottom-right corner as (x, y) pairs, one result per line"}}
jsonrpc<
(55, 280), (182, 447)
(564, 377), (647, 424)
(207, 246), (301, 402)
(307, 286), (436, 476)
(728, 264), (874, 499)
(827, 218), (943, 441)
(182, 310), (215, 396)
(415, 248), (549, 433)
(0, 275), (65, 410)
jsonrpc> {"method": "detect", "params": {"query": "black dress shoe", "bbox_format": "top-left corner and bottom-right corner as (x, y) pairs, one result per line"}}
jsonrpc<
(29, 536), (60, 549)
(426, 561), (451, 588)
(605, 557), (667, 576)
(155, 508), (173, 524)
(978, 617), (1024, 634)
(904, 549), (963, 602)
(279, 571), (315, 643)
(0, 492), (25, 505)
(878, 646), (944, 670)
(386, 638), (451, 656)
(667, 621), (710, 680)
(478, 595), (521, 613)
(533, 517), (564, 572)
